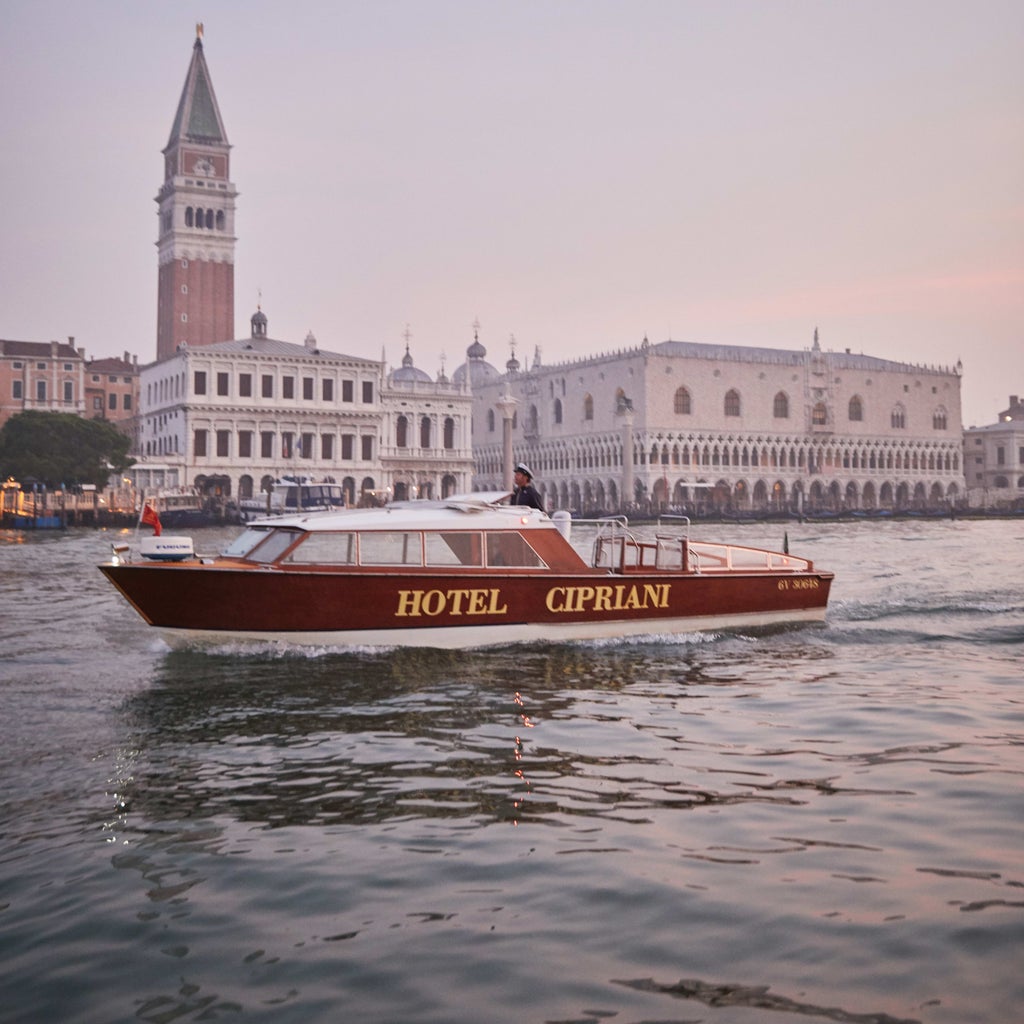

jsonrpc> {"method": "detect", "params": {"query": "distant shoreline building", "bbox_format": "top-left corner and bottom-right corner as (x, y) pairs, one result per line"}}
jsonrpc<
(0, 339), (139, 435)
(0, 338), (86, 428)
(138, 309), (474, 504)
(963, 394), (1024, 508)
(466, 330), (966, 514)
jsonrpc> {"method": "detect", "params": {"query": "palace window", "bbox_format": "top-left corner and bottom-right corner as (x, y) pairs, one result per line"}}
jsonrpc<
(848, 396), (863, 422)
(773, 392), (789, 418)
(674, 387), (691, 415)
(724, 389), (741, 417)
(583, 393), (594, 420)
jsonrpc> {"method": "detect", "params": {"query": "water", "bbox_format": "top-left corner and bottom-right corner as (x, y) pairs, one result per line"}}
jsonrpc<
(1, 519), (1021, 1024)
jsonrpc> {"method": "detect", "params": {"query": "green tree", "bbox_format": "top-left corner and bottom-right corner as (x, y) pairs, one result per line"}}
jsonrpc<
(0, 411), (134, 488)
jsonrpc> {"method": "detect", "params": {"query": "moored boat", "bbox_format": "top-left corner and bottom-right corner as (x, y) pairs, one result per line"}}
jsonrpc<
(146, 489), (223, 528)
(238, 476), (347, 521)
(99, 493), (833, 649)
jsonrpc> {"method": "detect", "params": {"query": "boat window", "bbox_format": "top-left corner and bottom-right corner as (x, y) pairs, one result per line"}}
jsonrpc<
(486, 532), (545, 568)
(424, 531), (483, 567)
(359, 531), (424, 566)
(222, 527), (274, 558)
(245, 529), (303, 564)
(284, 532), (356, 565)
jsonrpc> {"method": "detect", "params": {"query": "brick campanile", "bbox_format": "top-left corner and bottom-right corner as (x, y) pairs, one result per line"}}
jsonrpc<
(156, 25), (236, 361)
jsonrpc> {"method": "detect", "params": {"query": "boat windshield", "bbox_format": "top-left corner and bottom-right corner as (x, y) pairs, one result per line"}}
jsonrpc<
(222, 527), (274, 558)
(244, 529), (303, 564)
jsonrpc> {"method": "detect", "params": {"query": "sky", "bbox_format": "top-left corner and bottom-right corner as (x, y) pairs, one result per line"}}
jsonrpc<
(1, 1), (1021, 428)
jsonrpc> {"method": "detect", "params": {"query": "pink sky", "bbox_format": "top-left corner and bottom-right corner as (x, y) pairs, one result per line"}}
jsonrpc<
(1, 0), (1021, 427)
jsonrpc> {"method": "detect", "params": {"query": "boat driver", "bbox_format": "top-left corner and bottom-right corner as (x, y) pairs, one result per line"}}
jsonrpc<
(510, 463), (545, 512)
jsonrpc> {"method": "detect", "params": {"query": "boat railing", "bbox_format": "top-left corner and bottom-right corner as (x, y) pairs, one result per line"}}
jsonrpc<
(582, 515), (812, 574)
(685, 540), (813, 574)
(582, 516), (690, 574)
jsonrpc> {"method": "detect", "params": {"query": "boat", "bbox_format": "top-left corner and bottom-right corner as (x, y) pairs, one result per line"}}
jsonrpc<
(238, 476), (347, 521)
(145, 489), (222, 528)
(99, 493), (833, 649)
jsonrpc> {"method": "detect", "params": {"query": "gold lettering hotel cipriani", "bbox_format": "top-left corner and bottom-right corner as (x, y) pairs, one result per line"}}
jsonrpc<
(544, 583), (671, 613)
(393, 583), (672, 619)
(395, 588), (509, 618)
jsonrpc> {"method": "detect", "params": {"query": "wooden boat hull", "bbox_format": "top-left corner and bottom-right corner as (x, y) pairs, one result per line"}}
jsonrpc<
(98, 563), (833, 649)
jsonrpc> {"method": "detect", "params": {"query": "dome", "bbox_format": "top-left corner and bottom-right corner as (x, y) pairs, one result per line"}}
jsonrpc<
(391, 344), (433, 384)
(452, 325), (499, 388)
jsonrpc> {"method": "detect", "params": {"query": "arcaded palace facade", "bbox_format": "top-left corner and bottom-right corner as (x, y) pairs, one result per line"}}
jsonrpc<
(468, 332), (965, 515)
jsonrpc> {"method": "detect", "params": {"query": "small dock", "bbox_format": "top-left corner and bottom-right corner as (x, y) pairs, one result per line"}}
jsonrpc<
(1, 481), (137, 529)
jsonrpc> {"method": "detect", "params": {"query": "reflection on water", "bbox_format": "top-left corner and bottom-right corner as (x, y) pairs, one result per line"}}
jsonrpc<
(114, 639), (841, 834)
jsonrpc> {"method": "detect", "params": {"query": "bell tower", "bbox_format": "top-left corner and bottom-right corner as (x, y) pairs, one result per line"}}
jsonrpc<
(156, 24), (236, 360)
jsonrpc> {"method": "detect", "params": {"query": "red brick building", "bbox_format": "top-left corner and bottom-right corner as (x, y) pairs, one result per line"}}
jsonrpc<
(156, 26), (237, 361)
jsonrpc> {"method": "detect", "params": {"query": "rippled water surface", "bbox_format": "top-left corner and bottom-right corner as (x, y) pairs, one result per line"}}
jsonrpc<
(1, 519), (1022, 1023)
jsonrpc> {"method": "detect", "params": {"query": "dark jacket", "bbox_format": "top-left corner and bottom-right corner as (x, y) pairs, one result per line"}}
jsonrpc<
(510, 484), (544, 512)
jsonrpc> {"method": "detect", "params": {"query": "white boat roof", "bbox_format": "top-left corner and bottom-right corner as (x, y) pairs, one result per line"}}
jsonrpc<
(247, 492), (556, 532)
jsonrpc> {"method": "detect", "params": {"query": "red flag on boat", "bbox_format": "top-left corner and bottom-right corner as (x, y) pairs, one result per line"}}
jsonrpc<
(141, 503), (162, 536)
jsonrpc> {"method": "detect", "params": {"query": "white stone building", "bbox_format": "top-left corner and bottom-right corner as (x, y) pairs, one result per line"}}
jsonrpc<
(136, 310), (474, 505)
(380, 344), (475, 501)
(962, 394), (1024, 508)
(466, 330), (966, 515)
